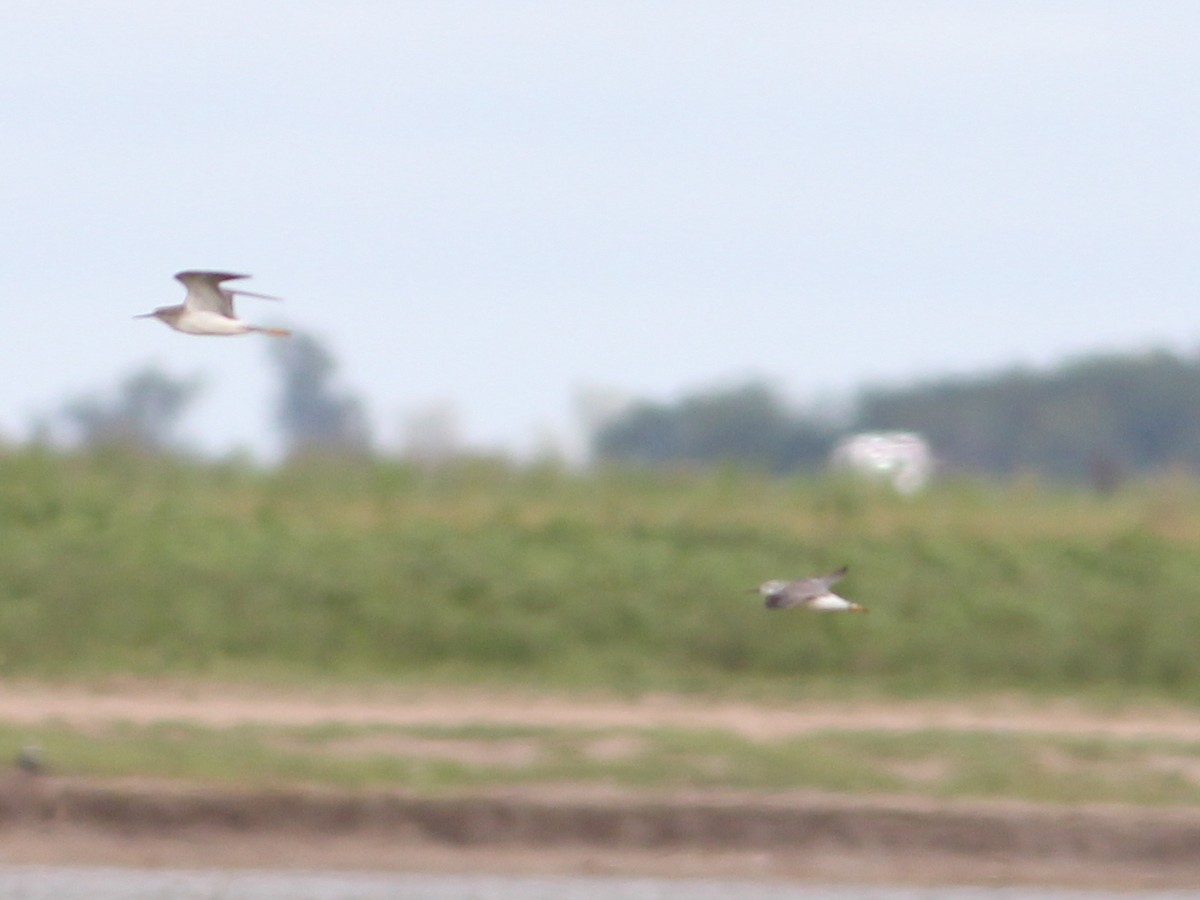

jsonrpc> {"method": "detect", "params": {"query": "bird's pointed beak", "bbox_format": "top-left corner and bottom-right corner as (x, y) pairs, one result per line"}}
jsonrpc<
(133, 312), (155, 319)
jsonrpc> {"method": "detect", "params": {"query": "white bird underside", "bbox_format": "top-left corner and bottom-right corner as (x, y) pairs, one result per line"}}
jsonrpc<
(171, 309), (259, 335)
(804, 592), (858, 612)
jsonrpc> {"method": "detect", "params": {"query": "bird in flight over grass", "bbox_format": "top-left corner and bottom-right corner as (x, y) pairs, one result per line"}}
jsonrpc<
(749, 566), (866, 612)
(135, 271), (291, 337)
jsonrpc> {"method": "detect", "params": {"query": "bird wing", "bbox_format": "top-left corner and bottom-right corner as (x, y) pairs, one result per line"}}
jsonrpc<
(777, 581), (824, 606)
(817, 566), (849, 588)
(780, 567), (849, 606)
(228, 288), (283, 302)
(175, 271), (250, 317)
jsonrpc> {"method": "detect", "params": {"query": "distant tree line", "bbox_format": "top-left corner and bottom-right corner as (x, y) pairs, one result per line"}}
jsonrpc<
(37, 341), (1200, 482)
(39, 330), (372, 460)
(855, 350), (1200, 481)
(591, 383), (836, 474)
(591, 350), (1200, 482)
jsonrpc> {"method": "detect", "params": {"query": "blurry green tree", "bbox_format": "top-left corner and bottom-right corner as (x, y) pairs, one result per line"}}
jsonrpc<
(269, 332), (371, 458)
(855, 351), (1200, 480)
(46, 367), (201, 452)
(591, 382), (835, 472)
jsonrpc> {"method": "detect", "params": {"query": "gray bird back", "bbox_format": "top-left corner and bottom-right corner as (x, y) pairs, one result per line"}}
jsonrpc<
(766, 566), (848, 608)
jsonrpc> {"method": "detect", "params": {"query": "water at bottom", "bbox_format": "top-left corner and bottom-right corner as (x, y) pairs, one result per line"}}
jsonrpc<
(0, 868), (1192, 900)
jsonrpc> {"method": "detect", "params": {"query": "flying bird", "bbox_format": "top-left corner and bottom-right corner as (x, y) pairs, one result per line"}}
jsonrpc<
(749, 566), (866, 612)
(135, 271), (291, 337)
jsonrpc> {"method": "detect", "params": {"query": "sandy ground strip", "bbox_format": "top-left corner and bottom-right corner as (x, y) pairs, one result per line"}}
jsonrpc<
(0, 681), (1197, 741)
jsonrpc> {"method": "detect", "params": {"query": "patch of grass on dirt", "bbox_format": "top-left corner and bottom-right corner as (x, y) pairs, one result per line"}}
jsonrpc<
(5, 719), (1200, 806)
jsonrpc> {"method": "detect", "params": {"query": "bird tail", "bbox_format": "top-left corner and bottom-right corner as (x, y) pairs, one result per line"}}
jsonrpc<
(250, 326), (292, 337)
(848, 603), (868, 613)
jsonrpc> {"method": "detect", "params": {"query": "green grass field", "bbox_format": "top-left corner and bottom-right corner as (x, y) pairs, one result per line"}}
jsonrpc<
(2, 447), (1200, 700)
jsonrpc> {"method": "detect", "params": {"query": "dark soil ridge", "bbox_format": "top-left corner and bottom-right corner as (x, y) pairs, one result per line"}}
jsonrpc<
(3, 776), (1200, 872)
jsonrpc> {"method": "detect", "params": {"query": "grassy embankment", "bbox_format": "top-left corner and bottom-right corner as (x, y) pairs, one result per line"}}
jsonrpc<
(3, 447), (1200, 697)
(4, 447), (1200, 801)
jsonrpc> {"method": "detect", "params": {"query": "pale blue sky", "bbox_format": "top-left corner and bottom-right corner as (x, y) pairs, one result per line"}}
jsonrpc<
(3, 2), (1199, 458)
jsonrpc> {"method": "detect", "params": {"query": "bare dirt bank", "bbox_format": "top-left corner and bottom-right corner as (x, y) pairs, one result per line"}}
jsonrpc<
(2, 682), (1200, 886)
(0, 776), (1198, 888)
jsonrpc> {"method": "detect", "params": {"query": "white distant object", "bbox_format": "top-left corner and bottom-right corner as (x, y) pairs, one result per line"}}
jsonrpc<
(749, 566), (866, 613)
(135, 271), (291, 337)
(830, 431), (933, 495)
